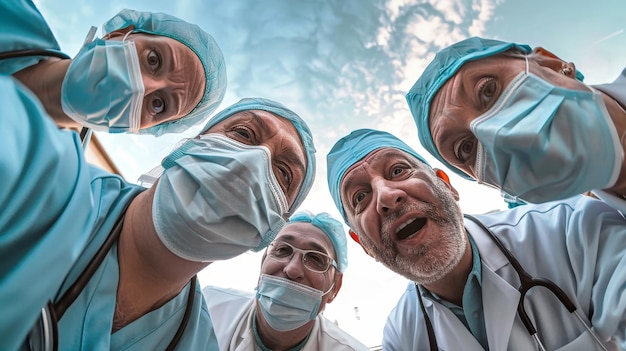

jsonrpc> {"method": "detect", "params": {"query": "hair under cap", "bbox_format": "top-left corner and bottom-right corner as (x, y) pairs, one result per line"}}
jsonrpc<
(406, 37), (532, 179)
(103, 8), (227, 136)
(288, 211), (348, 272)
(201, 98), (316, 214)
(326, 129), (430, 224)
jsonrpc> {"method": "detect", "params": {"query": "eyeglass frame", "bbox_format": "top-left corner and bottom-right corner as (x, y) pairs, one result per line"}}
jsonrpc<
(266, 240), (338, 273)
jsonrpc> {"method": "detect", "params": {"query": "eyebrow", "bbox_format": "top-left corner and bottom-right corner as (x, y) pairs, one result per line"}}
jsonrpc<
(279, 234), (330, 255)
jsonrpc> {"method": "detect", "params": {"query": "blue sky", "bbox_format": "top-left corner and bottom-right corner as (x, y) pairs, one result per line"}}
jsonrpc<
(38, 0), (625, 347)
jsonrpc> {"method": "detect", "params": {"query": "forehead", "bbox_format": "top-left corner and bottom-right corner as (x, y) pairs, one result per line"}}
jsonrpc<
(276, 223), (334, 256)
(208, 109), (307, 166)
(343, 148), (420, 178)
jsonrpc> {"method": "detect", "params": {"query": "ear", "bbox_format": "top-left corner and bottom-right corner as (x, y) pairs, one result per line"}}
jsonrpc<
(349, 229), (373, 257)
(102, 25), (135, 40)
(532, 47), (576, 79)
(435, 168), (459, 201)
(326, 273), (343, 304)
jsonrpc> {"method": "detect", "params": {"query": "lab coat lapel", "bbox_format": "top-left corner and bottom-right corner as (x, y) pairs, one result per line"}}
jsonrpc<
(465, 217), (522, 351)
(481, 264), (520, 350)
(421, 297), (484, 351)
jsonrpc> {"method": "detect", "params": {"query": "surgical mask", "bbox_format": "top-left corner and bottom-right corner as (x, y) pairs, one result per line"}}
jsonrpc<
(255, 274), (325, 331)
(470, 58), (623, 203)
(152, 134), (289, 262)
(61, 37), (144, 133)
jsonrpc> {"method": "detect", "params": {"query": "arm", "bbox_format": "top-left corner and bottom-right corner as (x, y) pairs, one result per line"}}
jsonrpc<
(382, 283), (422, 351)
(566, 198), (626, 348)
(0, 76), (93, 350)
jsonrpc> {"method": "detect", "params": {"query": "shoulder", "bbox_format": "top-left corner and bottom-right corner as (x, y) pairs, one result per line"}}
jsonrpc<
(472, 195), (622, 240)
(314, 316), (369, 350)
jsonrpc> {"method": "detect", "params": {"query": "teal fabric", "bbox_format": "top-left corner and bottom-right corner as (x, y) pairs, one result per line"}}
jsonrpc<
(45, 167), (220, 350)
(103, 9), (227, 136)
(326, 128), (430, 223)
(0, 76), (94, 351)
(201, 98), (317, 214)
(0, 0), (64, 75)
(288, 211), (348, 272)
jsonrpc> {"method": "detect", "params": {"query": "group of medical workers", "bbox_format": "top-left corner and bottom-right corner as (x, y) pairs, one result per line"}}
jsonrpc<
(1, 0), (624, 349)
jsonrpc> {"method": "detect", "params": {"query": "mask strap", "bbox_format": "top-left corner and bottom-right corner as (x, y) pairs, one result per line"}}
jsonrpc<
(122, 30), (133, 42)
(524, 56), (529, 74)
(82, 26), (97, 45)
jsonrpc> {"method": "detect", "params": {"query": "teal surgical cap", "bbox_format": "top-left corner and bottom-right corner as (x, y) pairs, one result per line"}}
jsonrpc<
(326, 129), (430, 223)
(406, 36), (585, 179)
(103, 9), (227, 136)
(407, 37), (532, 179)
(202, 98), (316, 214)
(289, 211), (348, 272)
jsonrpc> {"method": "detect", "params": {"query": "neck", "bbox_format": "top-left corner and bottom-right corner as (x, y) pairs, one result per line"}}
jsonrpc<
(254, 306), (314, 351)
(422, 235), (473, 306)
(599, 89), (626, 197)
(13, 58), (79, 129)
(113, 189), (210, 332)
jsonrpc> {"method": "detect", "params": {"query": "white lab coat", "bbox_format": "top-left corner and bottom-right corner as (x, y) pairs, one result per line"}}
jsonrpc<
(593, 67), (626, 217)
(383, 196), (626, 350)
(203, 286), (369, 351)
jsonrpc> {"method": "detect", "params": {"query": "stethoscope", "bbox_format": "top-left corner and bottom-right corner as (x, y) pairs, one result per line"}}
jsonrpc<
(27, 213), (196, 351)
(0, 27), (96, 147)
(415, 214), (608, 351)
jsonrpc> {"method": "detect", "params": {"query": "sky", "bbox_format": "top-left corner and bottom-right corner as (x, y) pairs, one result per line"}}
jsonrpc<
(37, 0), (626, 347)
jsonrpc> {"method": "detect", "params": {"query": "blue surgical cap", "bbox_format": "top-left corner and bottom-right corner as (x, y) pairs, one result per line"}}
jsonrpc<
(406, 37), (532, 179)
(406, 36), (585, 179)
(326, 129), (430, 223)
(103, 9), (227, 136)
(289, 211), (348, 272)
(202, 98), (316, 213)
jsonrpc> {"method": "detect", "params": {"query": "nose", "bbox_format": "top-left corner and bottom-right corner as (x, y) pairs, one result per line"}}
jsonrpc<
(282, 252), (306, 280)
(141, 75), (166, 95)
(374, 178), (406, 216)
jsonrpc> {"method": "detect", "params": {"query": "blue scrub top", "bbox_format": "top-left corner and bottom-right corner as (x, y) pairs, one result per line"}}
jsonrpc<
(0, 76), (95, 350)
(0, 0), (65, 75)
(50, 166), (220, 350)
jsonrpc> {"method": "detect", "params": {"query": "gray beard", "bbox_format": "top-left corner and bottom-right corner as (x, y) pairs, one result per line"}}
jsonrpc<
(362, 183), (466, 285)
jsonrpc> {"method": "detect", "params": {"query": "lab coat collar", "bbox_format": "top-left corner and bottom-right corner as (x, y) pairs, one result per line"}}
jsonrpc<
(464, 217), (522, 351)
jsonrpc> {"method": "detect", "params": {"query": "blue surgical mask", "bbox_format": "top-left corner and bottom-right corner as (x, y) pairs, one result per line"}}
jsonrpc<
(470, 58), (623, 203)
(255, 274), (324, 331)
(152, 134), (289, 262)
(61, 38), (144, 133)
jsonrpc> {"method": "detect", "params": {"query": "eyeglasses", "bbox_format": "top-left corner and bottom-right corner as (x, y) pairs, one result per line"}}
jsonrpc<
(267, 241), (337, 273)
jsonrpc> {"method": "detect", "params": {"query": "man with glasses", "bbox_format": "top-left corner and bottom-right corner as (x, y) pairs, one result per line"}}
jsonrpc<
(203, 211), (369, 351)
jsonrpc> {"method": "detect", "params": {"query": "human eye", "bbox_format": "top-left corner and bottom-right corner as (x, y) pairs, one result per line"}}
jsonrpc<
(477, 77), (497, 109)
(271, 242), (293, 258)
(390, 164), (409, 178)
(350, 190), (369, 211)
(304, 252), (330, 270)
(227, 125), (256, 144)
(147, 49), (161, 72)
(273, 163), (293, 192)
(150, 94), (166, 114)
(453, 136), (476, 163)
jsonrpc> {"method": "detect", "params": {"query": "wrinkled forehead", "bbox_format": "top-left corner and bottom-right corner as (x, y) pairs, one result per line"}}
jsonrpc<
(342, 147), (422, 183)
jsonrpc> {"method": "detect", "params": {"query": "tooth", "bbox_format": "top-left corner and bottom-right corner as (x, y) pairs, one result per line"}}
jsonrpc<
(396, 219), (413, 233)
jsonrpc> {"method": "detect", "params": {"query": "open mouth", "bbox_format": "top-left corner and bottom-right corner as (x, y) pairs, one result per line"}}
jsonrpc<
(395, 217), (427, 240)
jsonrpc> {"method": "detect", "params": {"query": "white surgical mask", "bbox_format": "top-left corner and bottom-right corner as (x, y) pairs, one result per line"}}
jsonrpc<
(255, 274), (325, 331)
(470, 58), (623, 203)
(61, 37), (144, 133)
(152, 134), (289, 262)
